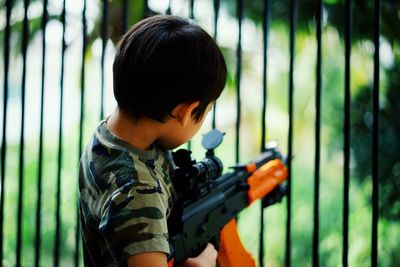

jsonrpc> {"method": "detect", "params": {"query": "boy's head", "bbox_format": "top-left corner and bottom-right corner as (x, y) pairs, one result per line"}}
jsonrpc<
(113, 15), (227, 124)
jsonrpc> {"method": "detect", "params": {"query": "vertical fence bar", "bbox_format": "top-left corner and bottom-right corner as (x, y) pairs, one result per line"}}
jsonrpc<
(34, 0), (48, 265)
(286, 0), (296, 266)
(192, 0), (197, 151)
(342, 0), (351, 266)
(211, 0), (220, 129)
(100, 0), (109, 120)
(189, 0), (194, 19)
(259, 0), (270, 266)
(166, 0), (172, 15)
(1, 0), (12, 263)
(76, 0), (88, 266)
(54, 0), (67, 265)
(313, 0), (322, 266)
(16, 0), (29, 265)
(371, 0), (380, 265)
(187, 0), (195, 151)
(144, 0), (149, 17)
(260, 0), (269, 153)
(122, 0), (129, 33)
(235, 0), (243, 164)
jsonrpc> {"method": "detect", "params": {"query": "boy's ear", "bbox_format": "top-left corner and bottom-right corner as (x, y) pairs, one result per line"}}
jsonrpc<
(172, 101), (200, 127)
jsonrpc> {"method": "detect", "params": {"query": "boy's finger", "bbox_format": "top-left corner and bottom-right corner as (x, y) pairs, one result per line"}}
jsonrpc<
(204, 243), (218, 259)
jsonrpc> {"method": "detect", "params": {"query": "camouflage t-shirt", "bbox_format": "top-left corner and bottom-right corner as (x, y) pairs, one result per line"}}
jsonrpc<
(79, 120), (178, 267)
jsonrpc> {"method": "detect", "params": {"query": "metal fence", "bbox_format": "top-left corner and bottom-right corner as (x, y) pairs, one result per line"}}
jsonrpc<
(0, 0), (382, 266)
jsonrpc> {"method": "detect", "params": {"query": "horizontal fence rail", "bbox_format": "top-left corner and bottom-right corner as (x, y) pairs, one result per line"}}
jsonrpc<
(0, 0), (384, 266)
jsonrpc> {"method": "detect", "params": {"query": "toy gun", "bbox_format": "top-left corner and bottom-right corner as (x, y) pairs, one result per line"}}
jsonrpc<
(167, 130), (288, 267)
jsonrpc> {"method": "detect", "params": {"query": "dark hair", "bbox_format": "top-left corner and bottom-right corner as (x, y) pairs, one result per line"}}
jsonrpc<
(113, 15), (227, 122)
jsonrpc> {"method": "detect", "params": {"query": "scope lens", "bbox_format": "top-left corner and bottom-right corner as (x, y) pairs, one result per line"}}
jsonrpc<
(191, 157), (222, 180)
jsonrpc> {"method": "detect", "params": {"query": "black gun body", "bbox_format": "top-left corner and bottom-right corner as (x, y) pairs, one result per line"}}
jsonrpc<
(168, 149), (280, 263)
(168, 170), (249, 263)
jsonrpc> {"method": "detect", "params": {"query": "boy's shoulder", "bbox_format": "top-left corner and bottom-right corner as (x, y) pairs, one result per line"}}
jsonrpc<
(79, 120), (178, 218)
(79, 121), (179, 265)
(82, 120), (175, 189)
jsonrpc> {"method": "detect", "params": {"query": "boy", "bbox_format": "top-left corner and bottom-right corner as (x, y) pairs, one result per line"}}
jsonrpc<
(79, 15), (227, 267)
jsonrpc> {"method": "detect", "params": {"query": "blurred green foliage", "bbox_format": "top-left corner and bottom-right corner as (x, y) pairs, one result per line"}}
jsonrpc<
(349, 63), (400, 221)
(0, 0), (399, 266)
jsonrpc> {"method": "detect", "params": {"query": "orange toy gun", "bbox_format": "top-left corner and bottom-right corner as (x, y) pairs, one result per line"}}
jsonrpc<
(167, 130), (288, 267)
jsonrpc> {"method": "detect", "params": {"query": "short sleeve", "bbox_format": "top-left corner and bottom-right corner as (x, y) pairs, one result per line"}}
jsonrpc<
(99, 180), (170, 264)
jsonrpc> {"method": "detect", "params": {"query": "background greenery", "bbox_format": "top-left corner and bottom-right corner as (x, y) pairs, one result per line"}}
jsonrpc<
(0, 0), (399, 266)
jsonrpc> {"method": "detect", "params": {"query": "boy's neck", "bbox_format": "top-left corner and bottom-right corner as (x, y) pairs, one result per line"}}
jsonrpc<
(106, 109), (161, 151)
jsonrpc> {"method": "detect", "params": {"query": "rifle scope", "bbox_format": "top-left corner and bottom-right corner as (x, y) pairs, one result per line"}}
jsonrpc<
(172, 130), (225, 198)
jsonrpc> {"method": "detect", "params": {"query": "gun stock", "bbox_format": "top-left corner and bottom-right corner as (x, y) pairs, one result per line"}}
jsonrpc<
(217, 218), (255, 267)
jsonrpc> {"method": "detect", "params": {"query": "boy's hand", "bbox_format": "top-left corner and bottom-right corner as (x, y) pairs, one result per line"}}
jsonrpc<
(126, 243), (217, 267)
(177, 243), (218, 267)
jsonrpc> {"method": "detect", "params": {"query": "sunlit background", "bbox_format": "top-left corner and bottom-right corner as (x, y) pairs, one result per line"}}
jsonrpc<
(0, 0), (399, 266)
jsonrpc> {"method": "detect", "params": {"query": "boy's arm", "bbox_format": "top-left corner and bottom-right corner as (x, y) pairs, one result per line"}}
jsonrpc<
(126, 252), (167, 267)
(127, 243), (218, 267)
